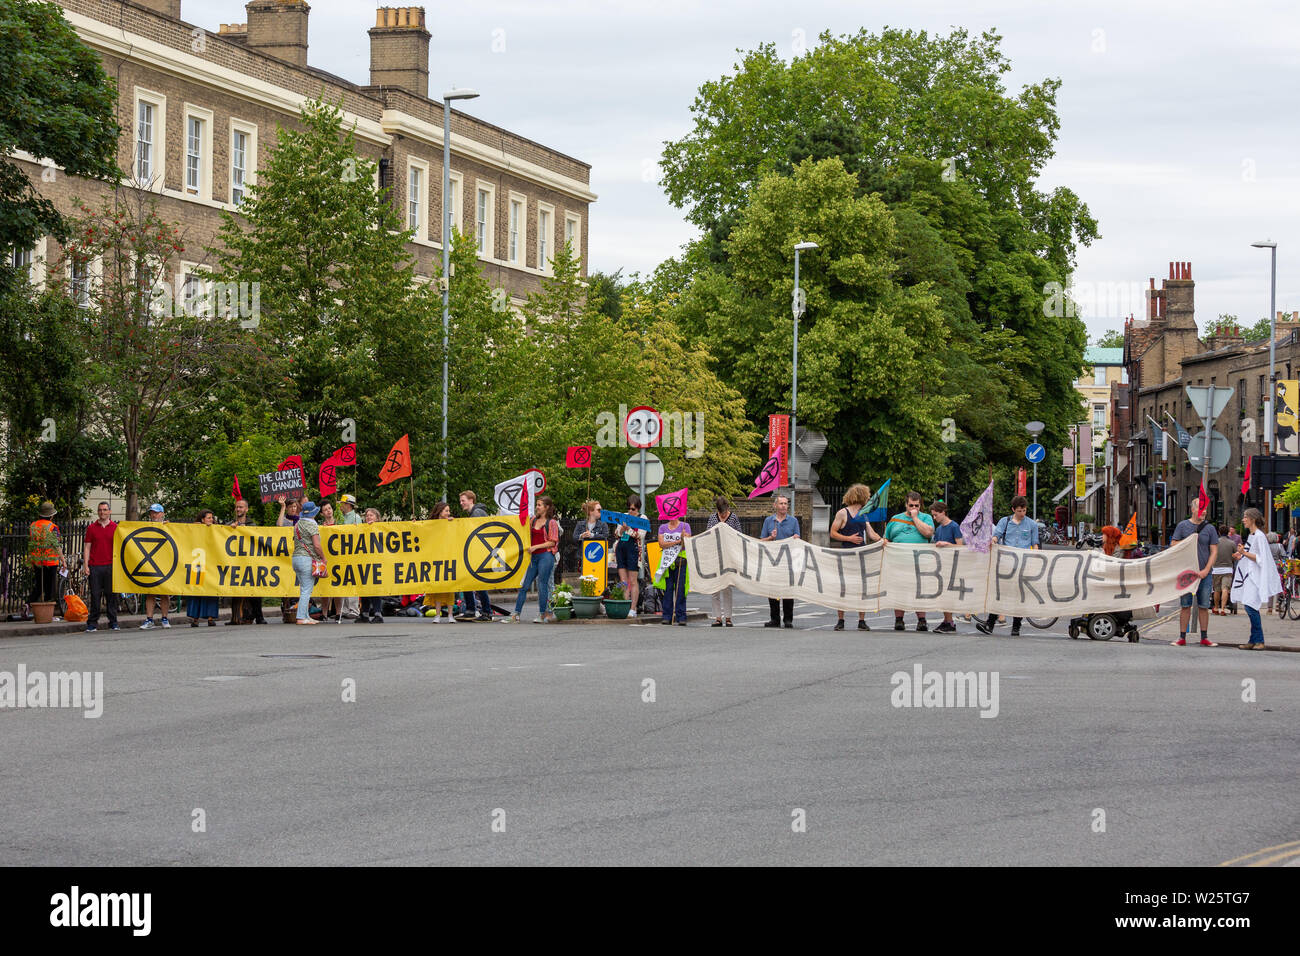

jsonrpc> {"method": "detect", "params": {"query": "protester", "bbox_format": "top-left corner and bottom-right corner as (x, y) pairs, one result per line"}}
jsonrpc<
(26, 500), (64, 618)
(316, 502), (344, 623)
(1231, 507), (1282, 650)
(657, 509), (691, 626)
(336, 495), (362, 622)
(885, 491), (934, 632)
(277, 497), (300, 526)
(1267, 532), (1285, 614)
(1169, 498), (1218, 647)
(358, 507), (385, 623)
(761, 494), (801, 629)
(291, 500), (325, 626)
(573, 500), (610, 544)
(508, 496), (560, 624)
(426, 501), (458, 621)
(458, 490), (493, 621)
(613, 494), (643, 620)
(827, 484), (880, 631)
(139, 503), (172, 629)
(929, 501), (964, 632)
(976, 495), (1037, 637)
(1211, 525), (1235, 616)
(82, 501), (118, 632)
(186, 510), (221, 627)
(228, 498), (266, 625)
(705, 495), (742, 627)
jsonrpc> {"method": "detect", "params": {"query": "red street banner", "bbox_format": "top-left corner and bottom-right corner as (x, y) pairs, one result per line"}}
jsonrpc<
(1017, 468), (1027, 497)
(378, 435), (412, 486)
(768, 414), (789, 486)
(566, 446), (592, 468)
(1241, 455), (1252, 496)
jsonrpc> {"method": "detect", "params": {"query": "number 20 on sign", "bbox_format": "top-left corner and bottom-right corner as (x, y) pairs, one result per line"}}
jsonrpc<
(624, 406), (662, 449)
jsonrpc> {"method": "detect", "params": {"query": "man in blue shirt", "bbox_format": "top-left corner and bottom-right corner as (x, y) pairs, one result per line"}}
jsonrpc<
(976, 495), (1038, 636)
(885, 490), (935, 631)
(761, 495), (801, 629)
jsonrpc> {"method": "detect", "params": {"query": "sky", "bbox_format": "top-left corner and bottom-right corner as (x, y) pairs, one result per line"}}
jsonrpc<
(184, 0), (1300, 341)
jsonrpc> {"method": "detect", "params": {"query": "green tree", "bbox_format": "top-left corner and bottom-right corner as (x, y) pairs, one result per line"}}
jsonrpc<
(0, 0), (120, 288)
(1093, 329), (1125, 348)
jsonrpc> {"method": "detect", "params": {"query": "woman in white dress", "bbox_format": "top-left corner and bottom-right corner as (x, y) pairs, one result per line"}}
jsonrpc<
(1229, 508), (1282, 650)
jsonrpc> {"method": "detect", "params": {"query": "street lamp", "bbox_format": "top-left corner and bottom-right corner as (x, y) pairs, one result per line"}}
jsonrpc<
(441, 87), (479, 501)
(1252, 239), (1277, 528)
(791, 241), (818, 519)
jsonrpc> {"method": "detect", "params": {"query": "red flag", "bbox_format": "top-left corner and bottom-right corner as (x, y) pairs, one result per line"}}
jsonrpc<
(1197, 483), (1210, 519)
(1241, 456), (1252, 496)
(232, 473), (242, 500)
(277, 455), (304, 475)
(377, 435), (411, 486)
(329, 443), (357, 468)
(319, 459), (338, 498)
(565, 446), (592, 468)
(519, 474), (532, 526)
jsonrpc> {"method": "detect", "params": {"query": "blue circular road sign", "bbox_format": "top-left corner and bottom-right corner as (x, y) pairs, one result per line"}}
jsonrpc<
(583, 541), (605, 562)
(1025, 443), (1046, 463)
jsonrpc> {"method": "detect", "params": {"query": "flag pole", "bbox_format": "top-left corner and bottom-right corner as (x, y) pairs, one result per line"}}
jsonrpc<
(410, 473), (415, 521)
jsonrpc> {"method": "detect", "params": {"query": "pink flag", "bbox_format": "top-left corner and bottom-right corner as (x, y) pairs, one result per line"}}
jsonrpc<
(960, 479), (995, 553)
(748, 449), (784, 499)
(656, 487), (688, 521)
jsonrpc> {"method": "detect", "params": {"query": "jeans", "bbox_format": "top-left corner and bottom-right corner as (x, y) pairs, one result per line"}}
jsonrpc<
(710, 586), (733, 619)
(1179, 574), (1214, 608)
(1244, 605), (1264, 644)
(513, 551), (555, 616)
(361, 596), (384, 618)
(292, 554), (315, 620)
(89, 565), (117, 627)
(470, 590), (492, 616)
(663, 562), (687, 622)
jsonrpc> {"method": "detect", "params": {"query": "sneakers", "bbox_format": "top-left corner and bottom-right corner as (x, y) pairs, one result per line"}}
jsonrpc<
(935, 622), (957, 633)
(370, 615), (384, 624)
(1173, 638), (1187, 646)
(160, 617), (171, 629)
(1009, 628), (1020, 637)
(84, 624), (97, 632)
(475, 614), (492, 622)
(975, 621), (993, 635)
(763, 621), (782, 629)
(916, 622), (928, 632)
(110, 624), (120, 630)
(628, 610), (637, 619)
(139, 619), (156, 630)
(833, 620), (845, 631)
(1200, 638), (1217, 647)
(894, 619), (905, 632)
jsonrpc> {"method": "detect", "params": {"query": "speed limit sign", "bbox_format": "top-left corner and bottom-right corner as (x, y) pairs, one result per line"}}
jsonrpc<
(623, 406), (663, 449)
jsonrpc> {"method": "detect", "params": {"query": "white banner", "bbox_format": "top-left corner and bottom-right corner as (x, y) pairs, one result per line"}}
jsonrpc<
(685, 523), (1199, 616)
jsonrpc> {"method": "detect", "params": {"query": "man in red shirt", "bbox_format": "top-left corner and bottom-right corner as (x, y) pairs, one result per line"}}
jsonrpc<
(83, 501), (119, 632)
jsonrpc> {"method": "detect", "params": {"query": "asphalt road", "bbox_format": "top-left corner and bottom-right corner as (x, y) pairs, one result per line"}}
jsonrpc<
(1, 592), (1296, 866)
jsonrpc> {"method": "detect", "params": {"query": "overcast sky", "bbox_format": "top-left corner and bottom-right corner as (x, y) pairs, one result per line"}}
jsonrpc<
(186, 0), (1300, 340)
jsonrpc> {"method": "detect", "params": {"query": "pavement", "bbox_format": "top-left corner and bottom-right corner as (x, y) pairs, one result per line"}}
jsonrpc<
(0, 591), (1296, 866)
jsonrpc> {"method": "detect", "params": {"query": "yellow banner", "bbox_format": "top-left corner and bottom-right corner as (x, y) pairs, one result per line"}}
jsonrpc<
(112, 519), (531, 596)
(1074, 463), (1086, 498)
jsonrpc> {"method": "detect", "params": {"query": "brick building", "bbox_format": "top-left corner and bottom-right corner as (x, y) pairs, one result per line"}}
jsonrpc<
(11, 0), (595, 309)
(1116, 261), (1300, 542)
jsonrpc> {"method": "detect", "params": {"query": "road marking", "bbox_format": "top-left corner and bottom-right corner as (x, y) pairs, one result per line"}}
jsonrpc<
(1218, 838), (1300, 866)
(201, 676), (245, 682)
(560, 663), (584, 667)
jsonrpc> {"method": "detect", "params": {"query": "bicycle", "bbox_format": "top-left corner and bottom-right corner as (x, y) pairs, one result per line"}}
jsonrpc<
(1284, 560), (1300, 620)
(1025, 616), (1058, 629)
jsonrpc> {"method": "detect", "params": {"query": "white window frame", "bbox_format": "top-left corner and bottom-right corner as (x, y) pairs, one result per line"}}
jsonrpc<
(475, 182), (496, 260)
(445, 171), (463, 239)
(507, 192), (526, 266)
(1093, 366), (1107, 387)
(564, 211), (582, 264)
(407, 159), (430, 241)
(133, 88), (167, 191)
(67, 251), (101, 309)
(537, 202), (554, 273)
(1093, 404), (1106, 429)
(229, 119), (257, 208)
(183, 104), (213, 200)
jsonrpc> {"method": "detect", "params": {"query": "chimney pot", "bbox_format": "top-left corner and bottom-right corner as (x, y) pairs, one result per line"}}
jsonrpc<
(369, 7), (431, 98)
(245, 1), (311, 67)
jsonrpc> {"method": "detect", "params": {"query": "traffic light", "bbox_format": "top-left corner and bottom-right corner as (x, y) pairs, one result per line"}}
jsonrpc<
(1153, 481), (1167, 509)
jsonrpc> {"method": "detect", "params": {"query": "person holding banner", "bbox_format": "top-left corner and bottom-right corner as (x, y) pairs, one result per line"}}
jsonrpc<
(458, 491), (494, 622)
(706, 496), (742, 627)
(829, 484), (880, 631)
(1169, 498), (1218, 646)
(761, 495), (800, 629)
(885, 491), (934, 632)
(613, 495), (644, 620)
(508, 496), (561, 624)
(291, 501), (326, 626)
(657, 512), (692, 626)
(318, 502), (345, 624)
(358, 508), (385, 624)
(337, 495), (362, 621)
(138, 504), (172, 630)
(976, 495), (1037, 637)
(426, 501), (459, 622)
(929, 501), (964, 633)
(186, 510), (222, 627)
(228, 498), (266, 625)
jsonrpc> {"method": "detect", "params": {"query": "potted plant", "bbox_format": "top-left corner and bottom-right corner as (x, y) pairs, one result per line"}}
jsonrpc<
(27, 522), (61, 624)
(604, 581), (632, 620)
(571, 575), (603, 619)
(552, 584), (574, 621)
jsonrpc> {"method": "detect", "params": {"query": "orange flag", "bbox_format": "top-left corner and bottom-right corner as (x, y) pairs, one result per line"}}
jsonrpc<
(1118, 513), (1138, 549)
(377, 434), (412, 486)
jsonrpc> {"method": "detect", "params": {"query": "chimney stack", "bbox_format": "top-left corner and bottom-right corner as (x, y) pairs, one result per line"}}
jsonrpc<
(369, 7), (431, 98)
(1164, 259), (1194, 329)
(136, 1), (181, 18)
(245, 0), (310, 67)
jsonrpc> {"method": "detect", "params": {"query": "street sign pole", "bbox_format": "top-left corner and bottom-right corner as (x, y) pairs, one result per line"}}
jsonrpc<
(639, 447), (646, 520)
(1201, 385), (1215, 518)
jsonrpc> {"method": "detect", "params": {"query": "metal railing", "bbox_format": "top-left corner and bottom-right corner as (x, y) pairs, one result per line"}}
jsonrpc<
(0, 520), (90, 615)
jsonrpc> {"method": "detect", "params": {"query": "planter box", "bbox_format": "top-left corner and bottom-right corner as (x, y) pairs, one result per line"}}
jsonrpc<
(571, 596), (602, 619)
(604, 599), (632, 620)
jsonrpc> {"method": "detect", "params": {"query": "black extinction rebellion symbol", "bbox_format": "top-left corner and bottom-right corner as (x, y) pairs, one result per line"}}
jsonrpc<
(464, 521), (524, 585)
(120, 526), (179, 589)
